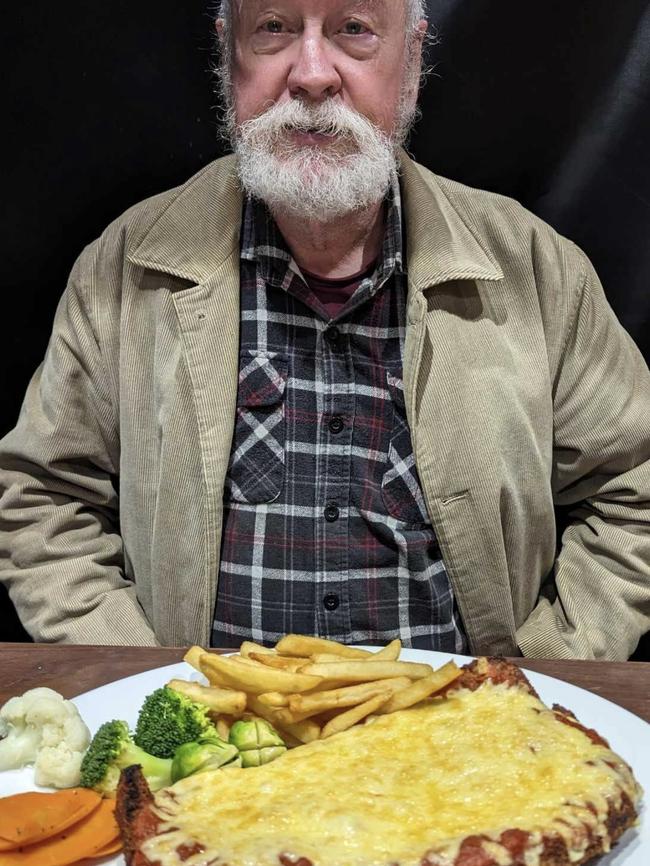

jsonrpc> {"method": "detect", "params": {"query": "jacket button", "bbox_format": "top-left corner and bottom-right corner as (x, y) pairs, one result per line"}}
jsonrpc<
(328, 416), (344, 434)
(324, 504), (340, 522)
(323, 593), (340, 611)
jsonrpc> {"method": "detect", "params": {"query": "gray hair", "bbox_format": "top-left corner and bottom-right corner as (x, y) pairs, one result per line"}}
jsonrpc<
(214, 1), (429, 113)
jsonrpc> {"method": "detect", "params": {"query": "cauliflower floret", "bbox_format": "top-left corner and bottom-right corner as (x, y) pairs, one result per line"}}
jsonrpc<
(35, 743), (87, 788)
(0, 708), (41, 767)
(0, 687), (91, 787)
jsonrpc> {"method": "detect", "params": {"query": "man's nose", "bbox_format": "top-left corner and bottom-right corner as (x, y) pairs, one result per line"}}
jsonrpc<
(287, 33), (342, 101)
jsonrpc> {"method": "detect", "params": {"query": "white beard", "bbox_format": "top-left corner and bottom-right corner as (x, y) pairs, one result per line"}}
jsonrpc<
(233, 99), (398, 221)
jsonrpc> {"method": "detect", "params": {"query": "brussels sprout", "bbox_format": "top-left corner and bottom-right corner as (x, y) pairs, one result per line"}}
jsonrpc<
(171, 736), (241, 783)
(228, 719), (287, 768)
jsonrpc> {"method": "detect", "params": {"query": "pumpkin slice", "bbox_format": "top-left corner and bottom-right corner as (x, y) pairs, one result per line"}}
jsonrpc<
(85, 836), (123, 858)
(73, 835), (123, 863)
(0, 789), (101, 849)
(0, 798), (118, 866)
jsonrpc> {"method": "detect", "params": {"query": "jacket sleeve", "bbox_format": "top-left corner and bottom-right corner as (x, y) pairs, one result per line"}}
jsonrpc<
(0, 247), (158, 645)
(517, 245), (650, 660)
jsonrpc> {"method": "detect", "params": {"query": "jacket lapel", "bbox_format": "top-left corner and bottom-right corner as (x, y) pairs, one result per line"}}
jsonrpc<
(126, 156), (244, 643)
(400, 157), (518, 654)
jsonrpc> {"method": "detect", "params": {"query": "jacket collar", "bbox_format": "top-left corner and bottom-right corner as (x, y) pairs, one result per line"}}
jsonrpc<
(399, 153), (503, 289)
(127, 155), (243, 285)
(127, 151), (503, 288)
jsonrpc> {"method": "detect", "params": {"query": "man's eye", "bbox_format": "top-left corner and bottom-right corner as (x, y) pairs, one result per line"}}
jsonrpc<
(341, 20), (369, 35)
(261, 19), (285, 34)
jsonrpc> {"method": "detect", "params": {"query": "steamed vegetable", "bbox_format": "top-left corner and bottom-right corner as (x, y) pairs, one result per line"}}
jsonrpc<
(87, 835), (123, 857)
(134, 687), (220, 758)
(0, 688), (91, 788)
(79, 720), (172, 796)
(228, 719), (287, 767)
(0, 797), (119, 866)
(0, 789), (100, 849)
(171, 735), (241, 783)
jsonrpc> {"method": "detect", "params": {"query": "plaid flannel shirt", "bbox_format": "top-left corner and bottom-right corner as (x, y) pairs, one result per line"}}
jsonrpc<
(212, 178), (469, 652)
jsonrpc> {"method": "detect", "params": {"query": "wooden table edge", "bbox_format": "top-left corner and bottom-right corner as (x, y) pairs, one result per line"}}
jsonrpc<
(0, 643), (648, 723)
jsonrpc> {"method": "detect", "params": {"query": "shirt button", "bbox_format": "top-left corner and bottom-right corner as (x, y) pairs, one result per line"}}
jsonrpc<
(328, 416), (344, 434)
(324, 326), (341, 345)
(323, 593), (340, 611)
(324, 504), (340, 522)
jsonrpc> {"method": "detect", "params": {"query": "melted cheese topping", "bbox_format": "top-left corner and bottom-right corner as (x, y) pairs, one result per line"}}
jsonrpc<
(143, 683), (641, 866)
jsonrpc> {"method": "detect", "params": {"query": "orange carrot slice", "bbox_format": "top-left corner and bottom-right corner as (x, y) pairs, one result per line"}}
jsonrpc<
(0, 789), (101, 848)
(0, 799), (119, 866)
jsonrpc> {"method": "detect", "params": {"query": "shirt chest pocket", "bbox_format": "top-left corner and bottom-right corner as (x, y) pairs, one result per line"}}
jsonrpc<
(227, 353), (288, 504)
(381, 373), (430, 526)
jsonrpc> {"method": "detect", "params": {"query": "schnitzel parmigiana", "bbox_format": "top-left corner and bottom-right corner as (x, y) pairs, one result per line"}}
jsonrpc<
(116, 658), (642, 866)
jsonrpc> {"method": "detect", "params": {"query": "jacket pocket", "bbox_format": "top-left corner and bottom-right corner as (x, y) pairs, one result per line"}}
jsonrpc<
(381, 372), (430, 525)
(227, 352), (288, 504)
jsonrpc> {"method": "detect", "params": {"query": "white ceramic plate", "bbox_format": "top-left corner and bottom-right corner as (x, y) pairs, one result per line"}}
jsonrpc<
(0, 649), (647, 866)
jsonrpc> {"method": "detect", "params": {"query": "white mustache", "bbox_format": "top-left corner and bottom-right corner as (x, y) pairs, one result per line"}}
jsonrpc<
(236, 99), (391, 150)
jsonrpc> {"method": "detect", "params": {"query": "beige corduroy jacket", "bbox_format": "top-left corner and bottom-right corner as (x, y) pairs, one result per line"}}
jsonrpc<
(1, 154), (649, 658)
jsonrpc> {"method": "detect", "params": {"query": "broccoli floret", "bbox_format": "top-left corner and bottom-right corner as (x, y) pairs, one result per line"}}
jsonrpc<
(134, 687), (219, 758)
(80, 720), (172, 796)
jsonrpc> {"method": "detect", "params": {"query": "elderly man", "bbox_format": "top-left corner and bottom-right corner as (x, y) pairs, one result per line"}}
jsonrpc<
(1, 0), (649, 658)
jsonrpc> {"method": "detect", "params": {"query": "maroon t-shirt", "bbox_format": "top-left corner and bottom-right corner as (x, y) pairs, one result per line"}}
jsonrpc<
(302, 260), (378, 318)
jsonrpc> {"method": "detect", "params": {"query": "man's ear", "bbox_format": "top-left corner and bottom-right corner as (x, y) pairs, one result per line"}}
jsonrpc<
(402, 19), (428, 109)
(411, 18), (428, 57)
(409, 19), (429, 69)
(215, 18), (226, 40)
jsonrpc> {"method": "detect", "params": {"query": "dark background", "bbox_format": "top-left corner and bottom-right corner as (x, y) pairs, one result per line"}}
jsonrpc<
(2, 2), (649, 656)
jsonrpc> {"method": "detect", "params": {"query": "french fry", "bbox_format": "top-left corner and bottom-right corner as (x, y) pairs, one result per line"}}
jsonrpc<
(278, 705), (356, 725)
(166, 679), (247, 715)
(310, 707), (349, 726)
(270, 727), (303, 748)
(275, 634), (373, 659)
(371, 639), (402, 660)
(247, 695), (321, 743)
(228, 654), (268, 667)
(200, 653), (323, 695)
(257, 692), (290, 708)
(320, 692), (390, 738)
(183, 645), (207, 672)
(264, 706), (304, 726)
(376, 662), (462, 714)
(288, 677), (411, 720)
(303, 678), (353, 692)
(301, 660), (434, 682)
(188, 636), (454, 749)
(240, 641), (275, 658)
(215, 717), (231, 740)
(309, 642), (402, 664)
(250, 653), (309, 672)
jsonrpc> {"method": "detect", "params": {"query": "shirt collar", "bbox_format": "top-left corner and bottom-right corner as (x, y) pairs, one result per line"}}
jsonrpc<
(240, 172), (405, 291)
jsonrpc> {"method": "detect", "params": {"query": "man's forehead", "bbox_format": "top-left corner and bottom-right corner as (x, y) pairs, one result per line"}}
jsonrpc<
(235, 0), (394, 16)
